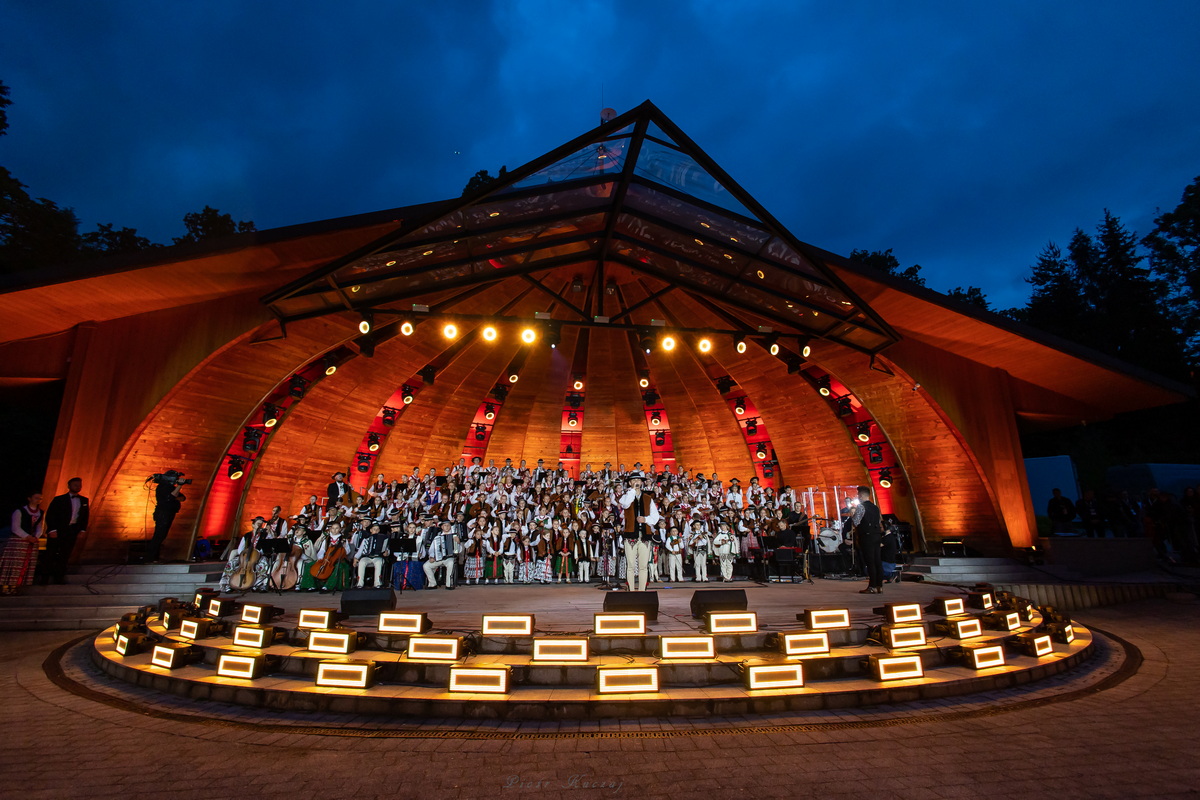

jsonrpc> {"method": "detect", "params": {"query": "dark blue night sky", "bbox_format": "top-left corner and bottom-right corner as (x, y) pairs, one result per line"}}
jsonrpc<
(2, 1), (1198, 310)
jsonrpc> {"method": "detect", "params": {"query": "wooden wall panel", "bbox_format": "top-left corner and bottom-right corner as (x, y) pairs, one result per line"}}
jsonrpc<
(579, 327), (621, 469)
(81, 312), (354, 562)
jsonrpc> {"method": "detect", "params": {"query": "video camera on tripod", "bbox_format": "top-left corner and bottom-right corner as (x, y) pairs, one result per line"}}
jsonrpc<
(148, 470), (193, 487)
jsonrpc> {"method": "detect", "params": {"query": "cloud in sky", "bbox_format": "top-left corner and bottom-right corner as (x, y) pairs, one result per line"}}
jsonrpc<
(2, 0), (1198, 310)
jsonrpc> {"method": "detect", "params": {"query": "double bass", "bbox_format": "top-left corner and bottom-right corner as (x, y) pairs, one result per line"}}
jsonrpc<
(229, 530), (261, 591)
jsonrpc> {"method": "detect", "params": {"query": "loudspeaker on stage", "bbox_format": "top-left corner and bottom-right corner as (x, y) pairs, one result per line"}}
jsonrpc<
(603, 590), (659, 621)
(341, 587), (397, 616)
(690, 588), (747, 619)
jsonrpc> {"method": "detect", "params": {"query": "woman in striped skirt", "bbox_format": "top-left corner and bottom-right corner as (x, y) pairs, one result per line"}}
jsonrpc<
(1, 493), (44, 595)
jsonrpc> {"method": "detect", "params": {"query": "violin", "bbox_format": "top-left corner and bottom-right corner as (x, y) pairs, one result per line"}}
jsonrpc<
(309, 538), (347, 581)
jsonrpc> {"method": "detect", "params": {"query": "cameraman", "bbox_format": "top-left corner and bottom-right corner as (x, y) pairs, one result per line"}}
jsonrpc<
(147, 470), (186, 562)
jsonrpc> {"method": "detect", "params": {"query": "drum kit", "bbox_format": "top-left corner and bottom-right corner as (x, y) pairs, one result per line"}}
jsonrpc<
(810, 517), (858, 578)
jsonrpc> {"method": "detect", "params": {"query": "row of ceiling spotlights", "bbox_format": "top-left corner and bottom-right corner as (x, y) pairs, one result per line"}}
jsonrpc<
(357, 312), (814, 358)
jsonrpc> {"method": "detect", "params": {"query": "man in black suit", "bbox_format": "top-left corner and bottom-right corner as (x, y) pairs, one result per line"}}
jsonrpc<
(327, 472), (350, 508)
(40, 477), (89, 584)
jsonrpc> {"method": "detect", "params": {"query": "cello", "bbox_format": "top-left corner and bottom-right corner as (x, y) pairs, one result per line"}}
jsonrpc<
(269, 543), (301, 590)
(229, 531), (261, 591)
(309, 535), (347, 583)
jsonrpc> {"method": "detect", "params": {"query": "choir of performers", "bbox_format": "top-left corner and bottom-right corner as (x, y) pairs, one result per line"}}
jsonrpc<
(215, 461), (825, 594)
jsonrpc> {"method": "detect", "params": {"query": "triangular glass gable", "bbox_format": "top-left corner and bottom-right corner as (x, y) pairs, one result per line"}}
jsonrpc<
(632, 135), (754, 218)
(495, 136), (631, 194)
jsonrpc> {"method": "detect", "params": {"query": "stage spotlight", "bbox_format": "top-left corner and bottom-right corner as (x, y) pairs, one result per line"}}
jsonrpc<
(763, 462), (774, 478)
(242, 427), (264, 453)
(639, 377), (650, 389)
(639, 332), (653, 354)
(567, 393), (582, 409)
(520, 327), (537, 344)
(571, 277), (584, 293)
(227, 455), (246, 481)
(573, 377), (585, 390)
(381, 406), (398, 426)
(401, 385), (415, 404)
(358, 311), (373, 335)
(356, 453), (372, 473)
(508, 371), (519, 383)
(442, 322), (458, 340)
(661, 335), (676, 352)
(288, 375), (308, 398)
(643, 390), (659, 406)
(734, 398), (746, 415)
(482, 325), (498, 342)
(367, 432), (382, 452)
(836, 397), (853, 416)
(878, 468), (893, 488)
(746, 419), (758, 436)
(765, 333), (780, 356)
(545, 324), (561, 349)
(817, 376), (831, 396)
(798, 336), (813, 359)
(568, 412), (578, 428)
(262, 404), (281, 427)
(492, 383), (509, 401)
(735, 336), (748, 354)
(697, 337), (712, 353)
(716, 376), (736, 395)
(655, 431), (665, 447)
(399, 318), (415, 336)
(756, 443), (767, 460)
(857, 422), (871, 442)
(475, 424), (487, 441)
(322, 355), (339, 376)
(418, 365), (438, 385)
(867, 444), (883, 463)
(650, 412), (662, 427)
(484, 403), (496, 420)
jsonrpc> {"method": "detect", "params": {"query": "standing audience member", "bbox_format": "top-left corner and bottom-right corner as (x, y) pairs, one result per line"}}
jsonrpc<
(1046, 488), (1076, 534)
(1075, 490), (1106, 538)
(39, 477), (88, 585)
(2, 492), (43, 595)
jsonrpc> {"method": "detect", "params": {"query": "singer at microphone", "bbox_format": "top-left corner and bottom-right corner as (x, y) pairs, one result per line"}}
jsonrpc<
(618, 471), (660, 592)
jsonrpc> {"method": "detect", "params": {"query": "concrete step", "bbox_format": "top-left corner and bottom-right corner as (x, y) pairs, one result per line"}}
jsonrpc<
(71, 562), (223, 575)
(910, 557), (1023, 567)
(61, 571), (221, 585)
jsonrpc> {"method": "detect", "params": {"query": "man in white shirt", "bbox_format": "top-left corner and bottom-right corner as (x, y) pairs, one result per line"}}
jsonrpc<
(617, 474), (660, 591)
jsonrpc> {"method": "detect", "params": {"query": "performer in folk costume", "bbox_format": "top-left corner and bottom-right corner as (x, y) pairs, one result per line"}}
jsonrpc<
(464, 529), (485, 584)
(577, 522), (595, 583)
(353, 522), (391, 588)
(533, 522), (554, 583)
(648, 521), (667, 582)
(516, 529), (536, 584)
(553, 521), (576, 583)
(688, 519), (711, 582)
(664, 526), (685, 582)
(500, 528), (519, 584)
(483, 524), (505, 583)
(421, 520), (461, 589)
(389, 520), (424, 591)
(712, 521), (737, 582)
(617, 473), (660, 591)
(219, 516), (261, 592)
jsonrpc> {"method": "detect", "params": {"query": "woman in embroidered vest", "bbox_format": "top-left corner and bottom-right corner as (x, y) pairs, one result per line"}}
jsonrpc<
(2, 492), (43, 595)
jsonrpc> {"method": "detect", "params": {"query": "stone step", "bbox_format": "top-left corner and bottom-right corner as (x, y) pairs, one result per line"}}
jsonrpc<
(58, 571), (221, 585)
(0, 583), (219, 606)
(906, 564), (1038, 576)
(909, 557), (1025, 567)
(71, 562), (223, 575)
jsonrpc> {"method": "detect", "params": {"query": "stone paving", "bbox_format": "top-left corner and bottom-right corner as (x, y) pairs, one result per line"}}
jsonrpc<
(3, 594), (1200, 798)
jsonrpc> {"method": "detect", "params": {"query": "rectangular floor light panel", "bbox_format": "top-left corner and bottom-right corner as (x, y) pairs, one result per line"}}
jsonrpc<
(780, 630), (831, 656)
(307, 629), (357, 655)
(596, 667), (659, 694)
(1012, 632), (1054, 658)
(448, 666), (512, 694)
(231, 624), (277, 649)
(217, 652), (268, 680)
(150, 642), (193, 670)
(482, 615), (535, 636)
(883, 603), (923, 624)
(240, 604), (282, 624)
(881, 624), (927, 650)
(745, 663), (805, 690)
(940, 616), (983, 640)
(532, 638), (590, 662)
(659, 636), (716, 660)
(178, 617), (214, 641)
(593, 613), (647, 635)
(315, 659), (375, 689)
(804, 609), (851, 630)
(297, 608), (341, 630)
(869, 653), (925, 681)
(377, 612), (431, 634)
(961, 643), (1007, 670)
(206, 597), (241, 618)
(407, 636), (463, 661)
(929, 597), (966, 617)
(706, 612), (758, 634)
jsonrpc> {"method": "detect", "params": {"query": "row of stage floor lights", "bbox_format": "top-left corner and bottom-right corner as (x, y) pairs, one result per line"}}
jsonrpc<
(110, 588), (1073, 695)
(354, 311), (816, 359)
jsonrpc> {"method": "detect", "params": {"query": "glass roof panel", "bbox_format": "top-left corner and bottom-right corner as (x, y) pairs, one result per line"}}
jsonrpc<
(624, 182), (770, 254)
(644, 121), (676, 146)
(632, 138), (753, 217)
(495, 137), (630, 194)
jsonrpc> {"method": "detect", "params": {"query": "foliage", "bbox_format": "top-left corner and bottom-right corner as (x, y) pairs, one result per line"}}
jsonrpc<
(172, 205), (256, 245)
(1143, 176), (1200, 364)
(0, 80), (10, 138)
(946, 285), (990, 309)
(848, 248), (925, 287)
(461, 166), (508, 197)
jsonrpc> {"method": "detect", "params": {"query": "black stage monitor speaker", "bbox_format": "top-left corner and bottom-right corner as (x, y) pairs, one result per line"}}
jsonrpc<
(690, 589), (748, 619)
(603, 590), (659, 621)
(341, 588), (397, 616)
